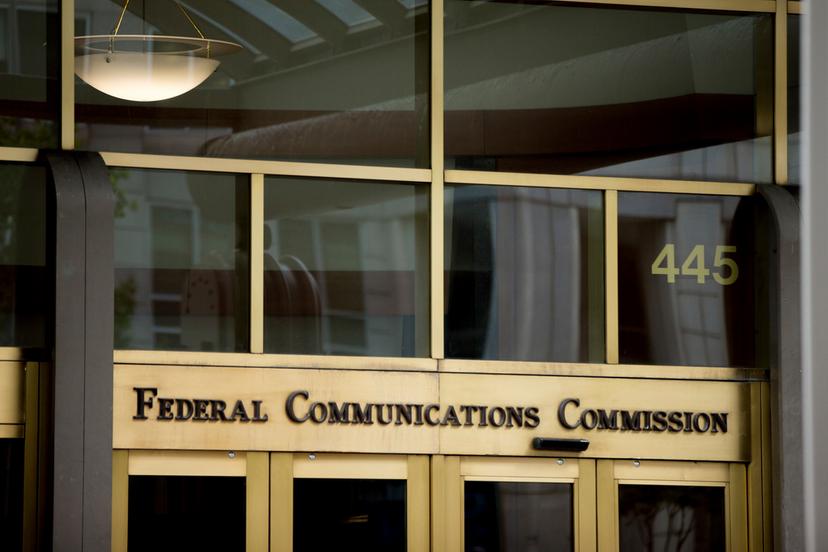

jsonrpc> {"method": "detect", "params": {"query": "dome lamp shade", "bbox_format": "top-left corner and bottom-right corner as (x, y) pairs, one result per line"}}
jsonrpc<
(74, 1), (241, 102)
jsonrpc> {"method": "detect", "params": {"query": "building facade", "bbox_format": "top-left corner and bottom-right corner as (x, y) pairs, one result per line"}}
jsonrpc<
(0, 0), (805, 550)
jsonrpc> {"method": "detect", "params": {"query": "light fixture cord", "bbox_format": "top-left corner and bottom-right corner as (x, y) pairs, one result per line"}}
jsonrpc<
(174, 1), (205, 39)
(111, 0), (131, 36)
(173, 1), (209, 57)
(107, 0), (211, 58)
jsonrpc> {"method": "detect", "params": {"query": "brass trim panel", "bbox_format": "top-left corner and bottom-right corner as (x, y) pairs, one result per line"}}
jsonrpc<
(547, 0), (775, 11)
(100, 152), (432, 182)
(460, 456), (579, 479)
(445, 170), (757, 196)
(246, 452), (269, 552)
(22, 363), (40, 551)
(0, 148), (38, 163)
(438, 358), (766, 381)
(113, 350), (438, 371)
(748, 382), (766, 551)
(111, 450), (128, 552)
(269, 453), (293, 552)
(407, 455), (430, 552)
(0, 361), (25, 424)
(0, 425), (23, 438)
(761, 382), (773, 550)
(292, 453), (408, 479)
(111, 350), (766, 381)
(578, 459), (598, 552)
(127, 450), (248, 476)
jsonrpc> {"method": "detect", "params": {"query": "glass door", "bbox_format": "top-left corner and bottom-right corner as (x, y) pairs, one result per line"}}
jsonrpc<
(439, 456), (597, 552)
(597, 460), (747, 552)
(270, 453), (429, 552)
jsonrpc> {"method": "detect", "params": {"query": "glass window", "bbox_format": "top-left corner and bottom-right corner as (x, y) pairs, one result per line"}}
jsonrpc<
(619, 485), (725, 552)
(75, 0), (429, 168)
(445, 185), (604, 362)
(789, 15), (801, 185)
(263, 177), (428, 357)
(0, 0), (59, 148)
(294, 478), (406, 552)
(113, 168), (250, 351)
(0, 439), (24, 551)
(445, 1), (773, 183)
(128, 475), (245, 550)
(0, 164), (46, 347)
(618, 192), (766, 368)
(465, 480), (573, 552)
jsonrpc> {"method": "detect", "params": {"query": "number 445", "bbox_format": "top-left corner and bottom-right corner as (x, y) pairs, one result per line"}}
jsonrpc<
(651, 244), (739, 285)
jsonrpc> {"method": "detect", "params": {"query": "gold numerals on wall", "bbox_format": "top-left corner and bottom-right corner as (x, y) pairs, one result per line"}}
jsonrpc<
(651, 244), (739, 285)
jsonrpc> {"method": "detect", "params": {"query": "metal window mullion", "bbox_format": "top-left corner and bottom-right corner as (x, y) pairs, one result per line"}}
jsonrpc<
(250, 174), (264, 354)
(61, 0), (75, 150)
(605, 190), (619, 365)
(431, 0), (445, 360)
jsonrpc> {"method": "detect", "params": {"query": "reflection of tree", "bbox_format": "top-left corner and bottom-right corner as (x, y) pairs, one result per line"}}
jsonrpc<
(0, 117), (55, 148)
(619, 485), (722, 552)
(111, 169), (137, 347)
(628, 498), (694, 551)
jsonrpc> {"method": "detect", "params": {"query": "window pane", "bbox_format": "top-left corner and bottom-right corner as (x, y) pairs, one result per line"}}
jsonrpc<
(113, 168), (250, 351)
(128, 475), (245, 550)
(445, 2), (773, 183)
(75, 0), (429, 168)
(294, 478), (406, 552)
(465, 481), (573, 552)
(618, 192), (766, 368)
(619, 485), (725, 552)
(0, 164), (46, 347)
(0, 439), (23, 551)
(445, 185), (604, 362)
(0, 1), (59, 148)
(263, 177), (428, 357)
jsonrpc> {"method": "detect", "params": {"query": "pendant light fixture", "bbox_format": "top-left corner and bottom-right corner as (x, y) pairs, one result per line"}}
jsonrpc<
(75, 0), (241, 102)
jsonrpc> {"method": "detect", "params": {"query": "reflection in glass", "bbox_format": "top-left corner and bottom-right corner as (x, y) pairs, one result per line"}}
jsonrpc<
(0, 164), (46, 347)
(789, 16), (801, 184)
(263, 177), (428, 357)
(294, 478), (406, 552)
(619, 485), (725, 552)
(445, 185), (604, 362)
(128, 475), (245, 550)
(0, 439), (24, 550)
(465, 481), (573, 552)
(0, 0), (59, 148)
(618, 193), (765, 368)
(113, 168), (249, 351)
(75, 0), (429, 167)
(445, 1), (773, 183)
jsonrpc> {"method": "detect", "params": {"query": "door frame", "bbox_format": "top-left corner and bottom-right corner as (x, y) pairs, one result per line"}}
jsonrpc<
(269, 452), (429, 552)
(111, 449), (268, 552)
(597, 459), (748, 552)
(435, 455), (597, 552)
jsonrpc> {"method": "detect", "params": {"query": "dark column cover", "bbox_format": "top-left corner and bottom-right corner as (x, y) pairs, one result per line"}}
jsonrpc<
(41, 151), (113, 552)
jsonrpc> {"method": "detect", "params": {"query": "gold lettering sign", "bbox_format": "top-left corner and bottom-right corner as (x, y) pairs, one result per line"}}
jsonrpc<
(113, 365), (751, 461)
